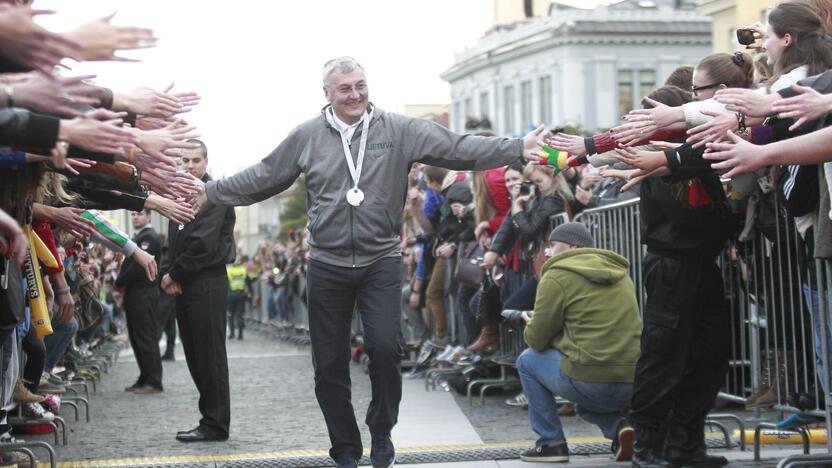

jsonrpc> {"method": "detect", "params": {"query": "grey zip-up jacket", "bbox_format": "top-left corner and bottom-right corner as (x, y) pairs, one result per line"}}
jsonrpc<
(206, 104), (523, 268)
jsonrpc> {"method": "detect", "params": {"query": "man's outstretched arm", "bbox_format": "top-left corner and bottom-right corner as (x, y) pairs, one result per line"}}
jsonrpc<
(198, 128), (304, 209)
(402, 116), (545, 170)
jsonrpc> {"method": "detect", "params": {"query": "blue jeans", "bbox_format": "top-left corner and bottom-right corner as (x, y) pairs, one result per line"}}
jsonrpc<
(803, 283), (832, 393)
(517, 348), (632, 446)
(43, 315), (78, 372)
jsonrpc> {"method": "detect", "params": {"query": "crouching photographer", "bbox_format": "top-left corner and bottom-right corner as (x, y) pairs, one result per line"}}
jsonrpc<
(515, 222), (641, 464)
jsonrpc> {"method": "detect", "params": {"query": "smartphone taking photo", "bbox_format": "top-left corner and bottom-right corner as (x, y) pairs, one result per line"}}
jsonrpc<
(736, 28), (756, 46)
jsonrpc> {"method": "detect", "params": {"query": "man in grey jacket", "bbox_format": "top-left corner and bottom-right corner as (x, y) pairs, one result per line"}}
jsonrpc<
(190, 56), (543, 468)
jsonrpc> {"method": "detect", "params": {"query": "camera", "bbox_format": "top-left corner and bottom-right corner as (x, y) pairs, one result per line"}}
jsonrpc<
(519, 180), (536, 197)
(736, 28), (756, 46)
(501, 309), (533, 324)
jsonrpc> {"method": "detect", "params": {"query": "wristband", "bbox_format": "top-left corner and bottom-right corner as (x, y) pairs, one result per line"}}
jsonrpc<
(735, 112), (747, 135)
(3, 85), (13, 108)
(55, 287), (71, 295)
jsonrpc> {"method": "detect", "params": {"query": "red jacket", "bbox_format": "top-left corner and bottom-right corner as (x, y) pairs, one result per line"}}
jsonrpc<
(32, 220), (63, 275)
(485, 167), (510, 235)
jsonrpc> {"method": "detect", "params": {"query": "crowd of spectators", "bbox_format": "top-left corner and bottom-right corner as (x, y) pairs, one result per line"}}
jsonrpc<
(0, 1), (204, 464)
(239, 1), (832, 465)
(6, 0), (832, 465)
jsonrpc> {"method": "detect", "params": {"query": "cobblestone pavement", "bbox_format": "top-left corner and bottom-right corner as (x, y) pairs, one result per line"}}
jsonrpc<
(19, 327), (814, 467)
(40, 331), (376, 462)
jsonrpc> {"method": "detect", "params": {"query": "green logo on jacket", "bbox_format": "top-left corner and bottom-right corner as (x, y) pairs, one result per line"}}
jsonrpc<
(367, 141), (394, 152)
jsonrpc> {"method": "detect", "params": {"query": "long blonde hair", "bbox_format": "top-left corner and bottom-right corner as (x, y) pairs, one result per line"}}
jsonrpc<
(35, 172), (79, 205)
(522, 164), (574, 201)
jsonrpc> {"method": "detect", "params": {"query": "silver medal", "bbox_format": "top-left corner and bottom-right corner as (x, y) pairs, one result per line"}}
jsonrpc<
(346, 187), (365, 207)
(327, 106), (374, 210)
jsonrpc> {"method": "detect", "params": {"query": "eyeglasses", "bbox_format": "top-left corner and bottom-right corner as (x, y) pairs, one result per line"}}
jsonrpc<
(691, 83), (722, 96)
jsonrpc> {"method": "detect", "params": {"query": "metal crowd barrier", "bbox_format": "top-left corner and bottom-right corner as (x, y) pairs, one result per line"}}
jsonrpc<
(246, 272), (311, 344)
(559, 196), (832, 464)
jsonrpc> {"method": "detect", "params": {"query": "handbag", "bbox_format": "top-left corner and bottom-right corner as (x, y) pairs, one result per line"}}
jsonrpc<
(454, 241), (484, 287)
(476, 269), (502, 326)
(74, 277), (104, 333)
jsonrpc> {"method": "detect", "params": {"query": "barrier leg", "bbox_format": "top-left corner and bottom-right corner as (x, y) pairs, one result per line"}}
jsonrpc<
(707, 412), (746, 451)
(704, 420), (732, 450)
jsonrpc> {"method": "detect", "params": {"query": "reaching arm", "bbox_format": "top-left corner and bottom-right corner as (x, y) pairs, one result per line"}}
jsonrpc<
(206, 128), (303, 207)
(81, 210), (137, 256)
(402, 115), (525, 170)
(706, 127), (832, 177)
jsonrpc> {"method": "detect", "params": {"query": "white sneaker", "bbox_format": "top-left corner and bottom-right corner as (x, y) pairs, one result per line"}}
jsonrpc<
(435, 344), (455, 362)
(22, 402), (54, 421)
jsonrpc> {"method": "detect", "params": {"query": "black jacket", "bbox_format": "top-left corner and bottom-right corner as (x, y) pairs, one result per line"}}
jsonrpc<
(640, 171), (734, 257)
(0, 109), (59, 151)
(115, 226), (161, 288)
(163, 174), (236, 284)
(491, 193), (566, 258)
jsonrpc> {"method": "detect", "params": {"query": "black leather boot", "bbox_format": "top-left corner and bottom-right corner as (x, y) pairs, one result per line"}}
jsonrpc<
(632, 425), (673, 468)
(665, 420), (727, 467)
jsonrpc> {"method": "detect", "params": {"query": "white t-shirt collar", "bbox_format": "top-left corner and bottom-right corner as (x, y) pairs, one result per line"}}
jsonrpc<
(329, 108), (365, 143)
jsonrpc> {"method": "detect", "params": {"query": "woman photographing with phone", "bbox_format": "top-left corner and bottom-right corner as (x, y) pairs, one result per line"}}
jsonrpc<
(472, 162), (572, 352)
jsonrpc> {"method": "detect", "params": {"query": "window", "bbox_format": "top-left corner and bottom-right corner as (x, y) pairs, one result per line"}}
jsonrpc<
(618, 68), (656, 118)
(479, 92), (490, 120)
(538, 76), (551, 125)
(639, 70), (656, 103)
(453, 101), (462, 132)
(618, 69), (634, 118)
(464, 97), (472, 126)
(520, 81), (532, 128)
(503, 85), (516, 134)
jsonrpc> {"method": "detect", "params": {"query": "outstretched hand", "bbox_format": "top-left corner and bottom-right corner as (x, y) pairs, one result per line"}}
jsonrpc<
(0, 6), (82, 74)
(614, 147), (667, 173)
(66, 12), (157, 62)
(714, 88), (777, 117)
(703, 130), (766, 179)
(546, 132), (587, 157)
(522, 125), (547, 164)
(770, 84), (832, 131)
(13, 72), (99, 117)
(685, 110), (738, 148)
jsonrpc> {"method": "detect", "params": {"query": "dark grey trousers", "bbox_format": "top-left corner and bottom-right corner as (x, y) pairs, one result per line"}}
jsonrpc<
(176, 275), (230, 437)
(307, 257), (404, 461)
(125, 285), (162, 389)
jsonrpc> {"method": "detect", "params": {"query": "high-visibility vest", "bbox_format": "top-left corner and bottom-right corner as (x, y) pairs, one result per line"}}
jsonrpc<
(227, 264), (248, 292)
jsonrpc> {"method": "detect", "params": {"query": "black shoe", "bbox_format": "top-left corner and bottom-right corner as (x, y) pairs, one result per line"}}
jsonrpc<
(124, 382), (143, 392)
(632, 452), (674, 468)
(161, 351), (175, 361)
(667, 453), (728, 467)
(370, 432), (396, 467)
(334, 454), (358, 468)
(177, 426), (200, 436)
(520, 441), (569, 463)
(131, 384), (163, 394)
(175, 427), (228, 442)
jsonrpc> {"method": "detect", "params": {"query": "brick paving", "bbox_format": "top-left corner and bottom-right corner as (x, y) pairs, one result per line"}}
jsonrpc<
(16, 327), (815, 467)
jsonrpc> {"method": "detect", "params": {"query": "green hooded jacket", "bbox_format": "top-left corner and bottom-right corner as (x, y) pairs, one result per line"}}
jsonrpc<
(524, 248), (641, 383)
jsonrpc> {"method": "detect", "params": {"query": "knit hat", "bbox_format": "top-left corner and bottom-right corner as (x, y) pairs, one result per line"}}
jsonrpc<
(445, 183), (473, 205)
(548, 222), (593, 248)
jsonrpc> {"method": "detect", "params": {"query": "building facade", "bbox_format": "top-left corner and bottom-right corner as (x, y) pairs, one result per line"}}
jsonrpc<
(442, 0), (712, 135)
(698, 0), (776, 53)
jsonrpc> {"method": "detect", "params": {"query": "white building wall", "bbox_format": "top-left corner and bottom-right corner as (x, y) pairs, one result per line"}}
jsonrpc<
(447, 41), (708, 134)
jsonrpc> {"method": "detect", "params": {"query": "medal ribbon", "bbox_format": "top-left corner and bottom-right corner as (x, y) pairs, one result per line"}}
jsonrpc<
(327, 106), (373, 192)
